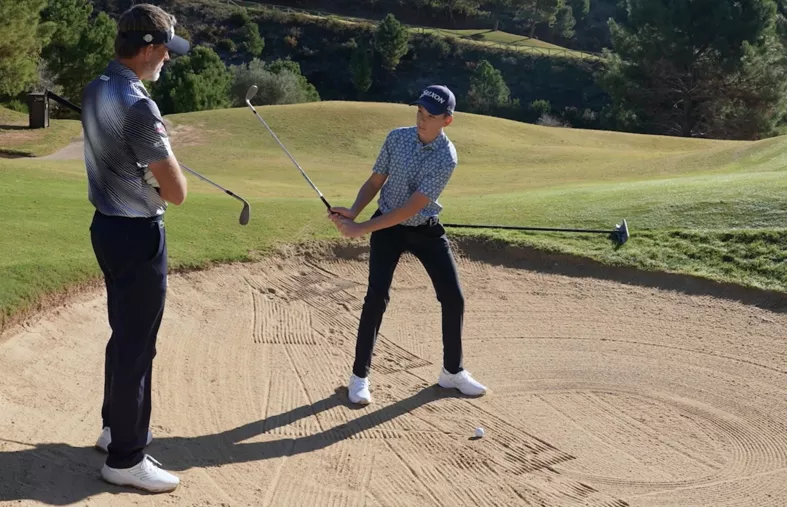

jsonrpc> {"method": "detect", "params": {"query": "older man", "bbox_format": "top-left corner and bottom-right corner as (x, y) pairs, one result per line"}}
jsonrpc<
(81, 3), (189, 493)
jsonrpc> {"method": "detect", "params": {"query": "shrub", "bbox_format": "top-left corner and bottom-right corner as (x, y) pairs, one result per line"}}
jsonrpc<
(216, 38), (236, 53)
(529, 99), (551, 117)
(151, 46), (232, 114)
(229, 58), (320, 106)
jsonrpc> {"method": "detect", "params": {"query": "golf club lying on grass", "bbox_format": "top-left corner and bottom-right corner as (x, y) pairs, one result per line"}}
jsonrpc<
(443, 219), (630, 246)
(244, 84), (333, 210)
(63, 95), (250, 226)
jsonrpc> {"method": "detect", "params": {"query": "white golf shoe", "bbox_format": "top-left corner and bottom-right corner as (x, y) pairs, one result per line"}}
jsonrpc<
(101, 454), (179, 493)
(438, 368), (488, 396)
(348, 374), (372, 405)
(95, 427), (153, 453)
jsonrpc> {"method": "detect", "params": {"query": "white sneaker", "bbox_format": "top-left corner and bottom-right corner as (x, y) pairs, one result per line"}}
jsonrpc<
(101, 454), (179, 493)
(95, 427), (153, 453)
(348, 374), (372, 405)
(438, 368), (487, 396)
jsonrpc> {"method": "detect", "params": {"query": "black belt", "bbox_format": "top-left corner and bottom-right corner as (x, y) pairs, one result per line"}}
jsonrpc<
(373, 209), (439, 228)
(94, 209), (163, 223)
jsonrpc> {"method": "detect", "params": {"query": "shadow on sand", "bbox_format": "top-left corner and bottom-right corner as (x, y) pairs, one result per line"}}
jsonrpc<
(0, 385), (460, 504)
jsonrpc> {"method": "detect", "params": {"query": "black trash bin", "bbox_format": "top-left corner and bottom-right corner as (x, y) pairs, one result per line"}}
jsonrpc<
(28, 92), (49, 129)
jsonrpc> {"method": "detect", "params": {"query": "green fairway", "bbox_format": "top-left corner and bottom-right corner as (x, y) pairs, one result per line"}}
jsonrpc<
(0, 106), (83, 157)
(1, 100), (786, 330)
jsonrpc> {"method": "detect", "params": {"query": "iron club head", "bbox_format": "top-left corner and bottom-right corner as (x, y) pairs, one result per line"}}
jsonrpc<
(239, 201), (250, 226)
(246, 85), (258, 103)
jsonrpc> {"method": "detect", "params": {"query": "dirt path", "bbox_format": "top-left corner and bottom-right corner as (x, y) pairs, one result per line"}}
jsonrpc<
(35, 130), (84, 160)
(33, 119), (178, 161)
(2, 241), (787, 506)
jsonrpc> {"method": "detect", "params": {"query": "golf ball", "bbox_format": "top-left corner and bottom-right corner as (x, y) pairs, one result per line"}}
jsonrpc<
(474, 427), (485, 438)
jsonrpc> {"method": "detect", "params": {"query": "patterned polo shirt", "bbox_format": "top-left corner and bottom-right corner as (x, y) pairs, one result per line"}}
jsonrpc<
(372, 126), (458, 226)
(81, 60), (173, 218)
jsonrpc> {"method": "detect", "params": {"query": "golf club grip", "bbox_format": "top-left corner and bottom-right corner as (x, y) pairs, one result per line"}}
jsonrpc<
(320, 196), (332, 209)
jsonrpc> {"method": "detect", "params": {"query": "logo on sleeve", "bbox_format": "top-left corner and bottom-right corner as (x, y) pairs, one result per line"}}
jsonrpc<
(155, 121), (167, 136)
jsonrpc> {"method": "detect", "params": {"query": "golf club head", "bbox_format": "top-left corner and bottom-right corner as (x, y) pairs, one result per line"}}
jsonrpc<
(240, 201), (250, 225)
(245, 85), (258, 103)
(612, 218), (629, 246)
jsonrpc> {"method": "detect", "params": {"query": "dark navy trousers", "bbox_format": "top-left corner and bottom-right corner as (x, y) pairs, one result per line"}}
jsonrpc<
(90, 210), (168, 469)
(353, 210), (465, 378)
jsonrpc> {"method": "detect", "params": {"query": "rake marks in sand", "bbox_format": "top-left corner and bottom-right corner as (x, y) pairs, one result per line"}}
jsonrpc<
(2, 241), (787, 506)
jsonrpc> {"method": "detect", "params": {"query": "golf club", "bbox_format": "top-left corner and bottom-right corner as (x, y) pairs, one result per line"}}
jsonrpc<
(244, 85), (332, 210)
(443, 219), (630, 245)
(180, 163), (250, 225)
(53, 90), (250, 225)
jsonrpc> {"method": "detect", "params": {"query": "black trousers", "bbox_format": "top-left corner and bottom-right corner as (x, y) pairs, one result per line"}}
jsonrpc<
(353, 210), (464, 378)
(90, 210), (168, 469)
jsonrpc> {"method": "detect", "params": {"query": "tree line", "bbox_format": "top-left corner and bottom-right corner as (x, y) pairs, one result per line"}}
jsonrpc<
(0, 0), (320, 116)
(247, 0), (596, 48)
(0, 2), (524, 123)
(2, 0), (787, 140)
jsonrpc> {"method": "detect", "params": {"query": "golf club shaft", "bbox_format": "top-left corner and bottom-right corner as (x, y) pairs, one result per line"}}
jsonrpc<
(179, 163), (247, 205)
(442, 223), (615, 234)
(245, 100), (331, 210)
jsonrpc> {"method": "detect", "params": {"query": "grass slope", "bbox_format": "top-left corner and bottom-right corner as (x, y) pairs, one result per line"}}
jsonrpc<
(442, 29), (568, 49)
(421, 28), (594, 58)
(0, 106), (83, 157)
(1, 101), (786, 329)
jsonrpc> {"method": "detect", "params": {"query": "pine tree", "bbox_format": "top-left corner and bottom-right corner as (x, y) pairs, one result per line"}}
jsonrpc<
(466, 60), (511, 114)
(40, 0), (115, 103)
(600, 0), (787, 139)
(374, 14), (409, 71)
(0, 0), (55, 97)
(350, 41), (373, 94)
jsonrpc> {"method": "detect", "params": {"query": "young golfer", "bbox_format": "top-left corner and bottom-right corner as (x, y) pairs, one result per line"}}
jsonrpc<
(81, 3), (190, 493)
(329, 85), (487, 405)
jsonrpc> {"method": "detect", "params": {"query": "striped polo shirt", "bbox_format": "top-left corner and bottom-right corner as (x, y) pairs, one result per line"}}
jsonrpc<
(81, 60), (173, 218)
(372, 126), (458, 226)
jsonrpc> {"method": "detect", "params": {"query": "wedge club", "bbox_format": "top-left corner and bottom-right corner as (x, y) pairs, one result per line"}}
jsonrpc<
(244, 85), (332, 210)
(180, 163), (250, 225)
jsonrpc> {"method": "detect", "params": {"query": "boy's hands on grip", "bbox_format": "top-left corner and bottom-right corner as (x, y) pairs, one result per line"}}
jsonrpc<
(329, 207), (357, 220)
(328, 207), (367, 238)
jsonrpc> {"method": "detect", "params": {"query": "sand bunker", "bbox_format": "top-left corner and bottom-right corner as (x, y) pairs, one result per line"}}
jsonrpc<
(2, 239), (787, 506)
